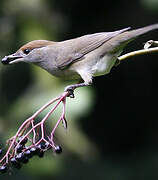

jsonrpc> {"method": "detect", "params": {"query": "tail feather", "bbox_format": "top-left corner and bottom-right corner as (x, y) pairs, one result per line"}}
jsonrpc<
(109, 24), (158, 49)
(126, 23), (158, 40)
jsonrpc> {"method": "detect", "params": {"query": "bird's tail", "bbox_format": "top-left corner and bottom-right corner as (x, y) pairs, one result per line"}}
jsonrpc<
(119, 24), (158, 43)
(110, 24), (158, 49)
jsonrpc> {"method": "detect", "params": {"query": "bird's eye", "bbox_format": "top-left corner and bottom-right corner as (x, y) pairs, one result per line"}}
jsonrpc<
(23, 48), (31, 55)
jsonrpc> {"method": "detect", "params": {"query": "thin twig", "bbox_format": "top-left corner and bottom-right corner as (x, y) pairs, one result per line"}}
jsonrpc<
(118, 47), (158, 61)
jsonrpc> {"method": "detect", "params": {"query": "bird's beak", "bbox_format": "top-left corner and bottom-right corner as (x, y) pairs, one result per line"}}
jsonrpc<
(1, 53), (23, 65)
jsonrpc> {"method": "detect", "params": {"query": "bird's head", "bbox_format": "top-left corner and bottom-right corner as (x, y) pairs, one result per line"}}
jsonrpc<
(1, 40), (54, 65)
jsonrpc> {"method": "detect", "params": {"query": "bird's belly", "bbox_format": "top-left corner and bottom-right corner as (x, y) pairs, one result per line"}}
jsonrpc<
(92, 55), (117, 77)
(48, 68), (80, 80)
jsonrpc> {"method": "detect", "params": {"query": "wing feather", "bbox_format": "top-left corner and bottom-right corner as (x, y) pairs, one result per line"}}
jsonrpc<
(56, 27), (131, 69)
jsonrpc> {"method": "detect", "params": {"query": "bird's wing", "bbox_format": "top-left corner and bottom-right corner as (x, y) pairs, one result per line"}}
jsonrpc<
(56, 27), (130, 69)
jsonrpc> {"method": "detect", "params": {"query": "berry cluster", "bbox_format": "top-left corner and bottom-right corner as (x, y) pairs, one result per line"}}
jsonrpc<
(0, 136), (62, 174)
(0, 91), (69, 174)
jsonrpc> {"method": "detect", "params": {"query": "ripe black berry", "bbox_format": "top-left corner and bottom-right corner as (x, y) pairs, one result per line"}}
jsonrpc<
(15, 153), (25, 162)
(11, 157), (22, 169)
(18, 136), (28, 145)
(0, 165), (8, 174)
(30, 147), (38, 156)
(16, 144), (24, 153)
(37, 143), (46, 150)
(29, 146), (40, 156)
(55, 145), (62, 154)
(24, 150), (32, 158)
(38, 150), (44, 158)
(16, 152), (29, 164)
(45, 142), (50, 149)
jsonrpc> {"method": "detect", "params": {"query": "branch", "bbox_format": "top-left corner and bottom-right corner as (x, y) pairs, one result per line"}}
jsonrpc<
(118, 40), (158, 61)
(0, 91), (69, 173)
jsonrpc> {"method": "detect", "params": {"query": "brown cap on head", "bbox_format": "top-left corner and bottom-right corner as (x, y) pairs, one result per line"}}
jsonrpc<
(18, 40), (55, 53)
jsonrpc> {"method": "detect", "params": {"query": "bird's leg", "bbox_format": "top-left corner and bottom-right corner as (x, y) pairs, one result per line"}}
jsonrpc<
(64, 82), (89, 98)
(65, 71), (93, 97)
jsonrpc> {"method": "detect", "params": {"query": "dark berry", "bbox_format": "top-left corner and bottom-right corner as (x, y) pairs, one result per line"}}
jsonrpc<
(11, 157), (22, 169)
(16, 153), (29, 164)
(24, 150), (32, 158)
(16, 144), (24, 153)
(45, 142), (50, 149)
(0, 149), (2, 156)
(15, 153), (25, 162)
(38, 150), (44, 158)
(37, 143), (46, 150)
(30, 147), (37, 155)
(36, 147), (41, 154)
(30, 147), (40, 156)
(55, 145), (62, 154)
(18, 136), (28, 145)
(0, 165), (8, 174)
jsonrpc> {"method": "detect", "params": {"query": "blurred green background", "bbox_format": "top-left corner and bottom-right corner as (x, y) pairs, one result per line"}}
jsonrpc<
(0, 0), (158, 179)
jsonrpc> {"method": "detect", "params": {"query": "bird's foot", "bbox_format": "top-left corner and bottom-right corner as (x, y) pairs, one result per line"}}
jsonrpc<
(64, 82), (88, 98)
(64, 86), (75, 98)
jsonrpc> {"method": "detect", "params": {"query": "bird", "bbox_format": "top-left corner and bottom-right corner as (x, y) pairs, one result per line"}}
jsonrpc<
(2, 24), (158, 96)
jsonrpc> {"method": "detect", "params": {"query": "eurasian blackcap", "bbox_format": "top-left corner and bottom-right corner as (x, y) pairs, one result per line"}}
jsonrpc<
(2, 24), (158, 95)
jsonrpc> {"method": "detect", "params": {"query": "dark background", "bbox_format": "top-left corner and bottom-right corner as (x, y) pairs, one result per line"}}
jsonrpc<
(0, 0), (158, 179)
